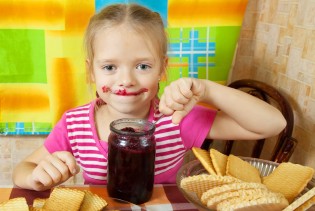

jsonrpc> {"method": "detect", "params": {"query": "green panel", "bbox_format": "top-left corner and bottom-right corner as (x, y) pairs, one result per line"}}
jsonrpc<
(167, 66), (181, 81)
(6, 122), (16, 133)
(23, 122), (52, 133)
(211, 26), (240, 81)
(182, 28), (191, 42)
(198, 67), (207, 79)
(0, 29), (46, 83)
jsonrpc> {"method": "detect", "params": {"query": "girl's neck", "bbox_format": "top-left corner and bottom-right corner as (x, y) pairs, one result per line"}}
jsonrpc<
(101, 104), (151, 120)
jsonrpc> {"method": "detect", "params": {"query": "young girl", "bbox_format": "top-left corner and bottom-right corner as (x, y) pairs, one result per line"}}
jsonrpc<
(13, 3), (286, 191)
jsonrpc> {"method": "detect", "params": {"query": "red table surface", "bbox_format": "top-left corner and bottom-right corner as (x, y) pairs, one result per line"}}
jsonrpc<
(0, 184), (198, 211)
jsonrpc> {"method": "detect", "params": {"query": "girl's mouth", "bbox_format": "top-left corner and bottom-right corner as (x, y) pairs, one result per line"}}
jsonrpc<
(102, 86), (148, 96)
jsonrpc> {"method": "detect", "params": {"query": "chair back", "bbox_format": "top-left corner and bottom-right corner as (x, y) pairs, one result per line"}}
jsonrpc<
(202, 79), (297, 163)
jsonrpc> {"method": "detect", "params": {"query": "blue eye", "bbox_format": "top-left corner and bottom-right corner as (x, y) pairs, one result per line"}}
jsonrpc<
(136, 64), (150, 71)
(102, 65), (116, 72)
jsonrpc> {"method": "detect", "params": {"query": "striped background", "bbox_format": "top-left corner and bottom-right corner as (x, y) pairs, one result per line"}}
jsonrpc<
(0, 0), (248, 135)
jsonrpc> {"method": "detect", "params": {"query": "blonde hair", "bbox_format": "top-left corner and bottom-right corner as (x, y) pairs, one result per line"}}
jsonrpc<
(84, 3), (168, 82)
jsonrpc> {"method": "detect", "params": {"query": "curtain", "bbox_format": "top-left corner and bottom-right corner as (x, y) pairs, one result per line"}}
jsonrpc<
(0, 0), (248, 135)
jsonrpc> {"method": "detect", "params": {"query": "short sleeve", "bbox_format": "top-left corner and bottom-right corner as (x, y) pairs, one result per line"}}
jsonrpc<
(44, 113), (72, 153)
(180, 105), (217, 148)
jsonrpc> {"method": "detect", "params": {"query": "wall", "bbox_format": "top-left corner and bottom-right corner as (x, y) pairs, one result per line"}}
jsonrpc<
(0, 136), (84, 186)
(230, 0), (315, 168)
(1, 0), (314, 185)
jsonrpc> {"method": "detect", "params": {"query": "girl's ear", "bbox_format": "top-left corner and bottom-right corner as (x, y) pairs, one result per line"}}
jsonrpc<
(160, 56), (168, 80)
(164, 56), (169, 69)
(86, 59), (95, 82)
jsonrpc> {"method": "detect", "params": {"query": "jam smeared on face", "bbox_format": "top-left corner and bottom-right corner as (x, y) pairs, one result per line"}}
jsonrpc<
(114, 89), (128, 95)
(102, 86), (111, 93)
(101, 86), (148, 96)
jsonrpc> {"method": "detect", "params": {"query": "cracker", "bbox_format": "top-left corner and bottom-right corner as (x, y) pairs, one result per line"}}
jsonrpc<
(226, 154), (261, 183)
(210, 148), (228, 176)
(29, 208), (45, 211)
(43, 187), (85, 211)
(192, 147), (217, 175)
(283, 186), (315, 211)
(80, 190), (108, 211)
(295, 195), (315, 211)
(180, 174), (240, 197)
(207, 188), (280, 210)
(262, 162), (314, 203)
(0, 197), (28, 211)
(201, 182), (268, 205)
(33, 198), (47, 208)
(216, 193), (289, 211)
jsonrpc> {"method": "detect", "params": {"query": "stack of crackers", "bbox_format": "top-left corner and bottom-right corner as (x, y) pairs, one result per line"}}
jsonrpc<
(180, 147), (315, 211)
(0, 187), (108, 211)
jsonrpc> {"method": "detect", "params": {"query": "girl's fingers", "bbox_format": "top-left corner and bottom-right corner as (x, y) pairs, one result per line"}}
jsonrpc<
(31, 152), (79, 189)
(176, 78), (194, 99)
(164, 96), (185, 111)
(159, 94), (175, 115)
(171, 96), (198, 124)
(159, 78), (203, 122)
(53, 151), (79, 175)
(46, 155), (71, 182)
(32, 162), (55, 187)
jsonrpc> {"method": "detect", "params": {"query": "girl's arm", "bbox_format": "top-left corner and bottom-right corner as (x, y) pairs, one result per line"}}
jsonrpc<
(12, 146), (80, 191)
(159, 78), (287, 140)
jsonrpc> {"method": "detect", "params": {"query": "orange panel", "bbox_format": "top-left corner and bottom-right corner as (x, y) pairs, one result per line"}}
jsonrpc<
(168, 0), (248, 26)
(0, 0), (65, 29)
(0, 84), (49, 112)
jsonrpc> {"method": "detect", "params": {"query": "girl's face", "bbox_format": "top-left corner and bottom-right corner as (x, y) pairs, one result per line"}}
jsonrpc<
(89, 23), (164, 116)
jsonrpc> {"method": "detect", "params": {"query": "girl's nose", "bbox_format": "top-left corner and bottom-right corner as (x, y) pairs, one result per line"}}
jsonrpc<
(118, 68), (135, 87)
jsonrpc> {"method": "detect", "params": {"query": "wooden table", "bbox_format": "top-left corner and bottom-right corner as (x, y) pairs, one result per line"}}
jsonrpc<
(0, 184), (198, 210)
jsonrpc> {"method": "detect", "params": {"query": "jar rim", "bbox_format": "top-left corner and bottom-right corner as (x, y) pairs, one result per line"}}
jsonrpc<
(110, 118), (155, 136)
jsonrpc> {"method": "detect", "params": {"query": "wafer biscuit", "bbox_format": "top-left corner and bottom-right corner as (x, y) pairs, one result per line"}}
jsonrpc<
(201, 182), (268, 204)
(80, 190), (108, 211)
(226, 154), (261, 183)
(262, 162), (314, 203)
(180, 174), (240, 197)
(180, 174), (241, 198)
(43, 187), (85, 211)
(216, 193), (289, 211)
(192, 147), (216, 175)
(0, 197), (28, 211)
(210, 149), (228, 176)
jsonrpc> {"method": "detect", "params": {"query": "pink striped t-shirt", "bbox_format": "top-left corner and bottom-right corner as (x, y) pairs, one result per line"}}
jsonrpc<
(44, 99), (216, 184)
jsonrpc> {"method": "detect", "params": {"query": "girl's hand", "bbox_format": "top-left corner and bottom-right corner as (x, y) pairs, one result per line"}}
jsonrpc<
(159, 78), (205, 124)
(29, 151), (80, 191)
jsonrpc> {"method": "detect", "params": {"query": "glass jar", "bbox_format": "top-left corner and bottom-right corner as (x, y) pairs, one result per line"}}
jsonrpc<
(107, 118), (156, 204)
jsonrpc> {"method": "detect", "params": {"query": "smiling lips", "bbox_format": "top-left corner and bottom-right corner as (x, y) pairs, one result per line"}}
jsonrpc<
(102, 86), (148, 96)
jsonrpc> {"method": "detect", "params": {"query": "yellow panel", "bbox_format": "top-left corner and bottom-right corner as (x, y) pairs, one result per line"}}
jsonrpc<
(168, 0), (248, 27)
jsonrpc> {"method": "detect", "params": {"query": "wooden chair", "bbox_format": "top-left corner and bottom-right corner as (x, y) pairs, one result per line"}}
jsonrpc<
(201, 79), (297, 163)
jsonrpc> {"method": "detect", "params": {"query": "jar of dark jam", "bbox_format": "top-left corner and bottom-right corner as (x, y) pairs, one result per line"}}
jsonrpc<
(107, 118), (156, 204)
